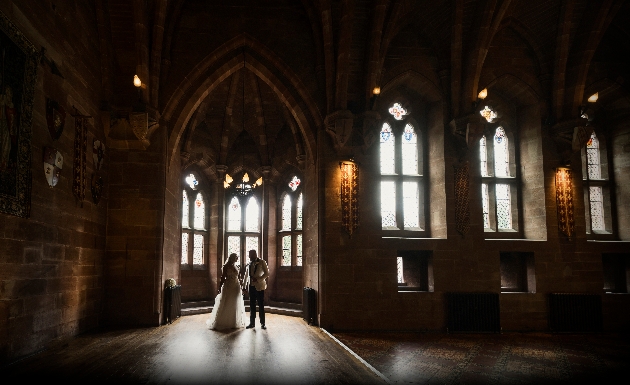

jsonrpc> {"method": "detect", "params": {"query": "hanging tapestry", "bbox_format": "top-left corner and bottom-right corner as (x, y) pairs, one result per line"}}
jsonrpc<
(555, 167), (575, 239)
(340, 161), (359, 236)
(46, 98), (66, 140)
(73, 116), (88, 206)
(0, 11), (38, 218)
(454, 163), (470, 235)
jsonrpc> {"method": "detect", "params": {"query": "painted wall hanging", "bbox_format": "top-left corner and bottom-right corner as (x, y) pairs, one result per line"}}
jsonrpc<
(43, 146), (63, 187)
(340, 160), (359, 237)
(555, 167), (575, 240)
(46, 98), (66, 140)
(0, 10), (38, 218)
(454, 162), (471, 235)
(93, 139), (105, 170)
(73, 115), (88, 206)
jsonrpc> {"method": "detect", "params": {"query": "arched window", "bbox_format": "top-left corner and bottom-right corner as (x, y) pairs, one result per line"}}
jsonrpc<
(279, 175), (303, 267)
(225, 187), (262, 268)
(480, 126), (519, 233)
(379, 103), (425, 235)
(181, 173), (208, 266)
(582, 131), (612, 235)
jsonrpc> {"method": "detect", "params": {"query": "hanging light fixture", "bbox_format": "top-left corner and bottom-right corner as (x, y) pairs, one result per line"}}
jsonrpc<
(224, 48), (262, 196)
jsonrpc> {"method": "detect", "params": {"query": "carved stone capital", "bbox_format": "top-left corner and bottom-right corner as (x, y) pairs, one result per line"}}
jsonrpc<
(324, 110), (354, 151)
(356, 111), (381, 151)
(449, 113), (484, 160)
(550, 117), (592, 164)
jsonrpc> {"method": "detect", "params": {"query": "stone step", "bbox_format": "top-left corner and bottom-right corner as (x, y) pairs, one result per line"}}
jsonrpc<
(181, 304), (302, 318)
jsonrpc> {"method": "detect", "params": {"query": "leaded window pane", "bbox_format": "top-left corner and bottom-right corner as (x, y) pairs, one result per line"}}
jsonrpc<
(296, 193), (303, 230)
(380, 123), (395, 174)
(496, 184), (511, 229)
(245, 197), (260, 232)
(281, 235), (291, 266)
(227, 236), (240, 260)
(193, 234), (203, 265)
(296, 234), (302, 266)
(589, 186), (604, 231)
(403, 181), (419, 229)
(246, 236), (259, 258)
(289, 175), (301, 191)
(402, 124), (418, 175)
(182, 190), (189, 228)
(586, 133), (601, 180)
(482, 183), (490, 229)
(494, 127), (509, 177)
(381, 181), (397, 228)
(388, 103), (408, 120)
(194, 193), (205, 230)
(480, 136), (488, 177)
(281, 194), (292, 231)
(181, 233), (189, 264)
(397, 257), (404, 284)
(228, 197), (241, 231)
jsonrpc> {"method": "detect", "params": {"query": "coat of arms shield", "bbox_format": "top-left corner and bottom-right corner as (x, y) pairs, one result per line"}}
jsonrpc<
(43, 146), (63, 187)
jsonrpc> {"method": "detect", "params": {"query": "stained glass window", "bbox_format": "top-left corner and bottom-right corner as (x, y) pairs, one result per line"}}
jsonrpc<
(403, 181), (419, 229)
(296, 234), (302, 266)
(402, 124), (418, 175)
(227, 236), (240, 261)
(194, 193), (205, 230)
(289, 176), (301, 191)
(479, 106), (497, 122)
(281, 235), (291, 266)
(246, 236), (259, 257)
(586, 132), (601, 180)
(181, 233), (189, 264)
(193, 234), (204, 265)
(496, 184), (511, 229)
(228, 196), (241, 231)
(245, 197), (260, 232)
(296, 193), (303, 230)
(397, 257), (404, 284)
(482, 183), (490, 229)
(282, 194), (292, 231)
(480, 136), (488, 177)
(182, 190), (189, 228)
(589, 186), (604, 231)
(381, 181), (397, 228)
(389, 103), (408, 120)
(185, 173), (198, 189)
(494, 127), (509, 177)
(380, 123), (395, 174)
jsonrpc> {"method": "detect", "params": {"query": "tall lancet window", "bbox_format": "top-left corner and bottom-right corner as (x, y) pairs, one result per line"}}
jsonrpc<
(181, 173), (207, 267)
(379, 103), (425, 235)
(226, 189), (261, 268)
(279, 175), (303, 268)
(480, 126), (519, 233)
(582, 131), (612, 235)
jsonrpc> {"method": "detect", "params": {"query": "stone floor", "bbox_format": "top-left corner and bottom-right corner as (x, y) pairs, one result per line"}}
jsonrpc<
(332, 331), (630, 384)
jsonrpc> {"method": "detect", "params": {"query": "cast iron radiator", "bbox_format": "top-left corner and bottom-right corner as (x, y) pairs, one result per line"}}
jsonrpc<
(548, 293), (602, 332)
(446, 293), (500, 332)
(164, 285), (181, 324)
(303, 287), (317, 325)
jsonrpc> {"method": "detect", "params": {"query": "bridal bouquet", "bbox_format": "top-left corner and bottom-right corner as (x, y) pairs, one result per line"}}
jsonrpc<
(165, 278), (177, 288)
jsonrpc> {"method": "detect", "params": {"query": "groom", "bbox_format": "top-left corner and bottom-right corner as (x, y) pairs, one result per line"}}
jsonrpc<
(242, 249), (269, 329)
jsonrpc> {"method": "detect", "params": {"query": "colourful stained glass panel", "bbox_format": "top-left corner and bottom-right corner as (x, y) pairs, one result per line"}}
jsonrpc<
(245, 197), (260, 232)
(296, 234), (302, 266)
(480, 136), (488, 177)
(185, 173), (198, 189)
(181, 233), (188, 264)
(281, 235), (291, 266)
(482, 183), (490, 229)
(381, 181), (397, 228)
(496, 184), (511, 229)
(193, 234), (203, 265)
(228, 197), (241, 231)
(388, 103), (408, 120)
(194, 193), (205, 230)
(402, 124), (418, 175)
(403, 181), (419, 229)
(282, 194), (292, 231)
(494, 127), (509, 177)
(289, 176), (301, 191)
(182, 190), (189, 228)
(589, 186), (604, 231)
(380, 123), (395, 174)
(296, 193), (303, 230)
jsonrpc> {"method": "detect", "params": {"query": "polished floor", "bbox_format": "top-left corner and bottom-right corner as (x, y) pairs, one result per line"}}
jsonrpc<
(4, 314), (383, 384)
(333, 331), (630, 384)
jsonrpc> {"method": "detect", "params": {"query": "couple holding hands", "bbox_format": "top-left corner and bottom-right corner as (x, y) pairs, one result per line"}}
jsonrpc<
(206, 249), (269, 330)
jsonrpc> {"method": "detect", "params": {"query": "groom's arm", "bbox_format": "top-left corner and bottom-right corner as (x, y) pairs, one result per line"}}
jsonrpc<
(259, 259), (269, 281)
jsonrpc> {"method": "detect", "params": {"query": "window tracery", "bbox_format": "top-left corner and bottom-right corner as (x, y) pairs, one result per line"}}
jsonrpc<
(181, 173), (207, 266)
(279, 176), (303, 267)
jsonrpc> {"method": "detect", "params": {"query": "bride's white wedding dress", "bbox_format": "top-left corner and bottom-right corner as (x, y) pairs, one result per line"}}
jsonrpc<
(206, 265), (246, 330)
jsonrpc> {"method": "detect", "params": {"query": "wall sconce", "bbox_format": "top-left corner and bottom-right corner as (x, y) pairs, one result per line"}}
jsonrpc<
(372, 87), (381, 95)
(369, 87), (381, 109)
(478, 88), (488, 100)
(555, 167), (575, 240)
(339, 160), (359, 237)
(587, 92), (598, 103)
(133, 74), (142, 88)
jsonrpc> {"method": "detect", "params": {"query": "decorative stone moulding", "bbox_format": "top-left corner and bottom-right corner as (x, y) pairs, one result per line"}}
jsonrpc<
(550, 118), (593, 165)
(103, 109), (159, 150)
(339, 160), (359, 237)
(325, 110), (354, 151)
(449, 114), (486, 160)
(555, 167), (575, 240)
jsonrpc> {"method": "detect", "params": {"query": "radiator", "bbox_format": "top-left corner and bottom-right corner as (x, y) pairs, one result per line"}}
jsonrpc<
(548, 293), (602, 332)
(165, 285), (182, 324)
(446, 293), (500, 332)
(303, 287), (317, 325)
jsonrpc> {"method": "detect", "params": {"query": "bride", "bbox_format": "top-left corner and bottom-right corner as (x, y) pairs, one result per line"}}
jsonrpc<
(206, 253), (246, 330)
